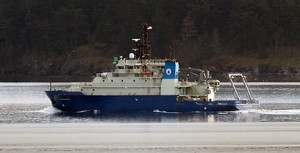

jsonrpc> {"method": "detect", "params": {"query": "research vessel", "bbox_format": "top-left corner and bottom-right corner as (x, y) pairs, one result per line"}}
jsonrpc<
(46, 23), (259, 112)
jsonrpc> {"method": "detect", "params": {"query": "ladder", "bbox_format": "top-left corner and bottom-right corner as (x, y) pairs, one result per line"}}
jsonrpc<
(228, 73), (255, 103)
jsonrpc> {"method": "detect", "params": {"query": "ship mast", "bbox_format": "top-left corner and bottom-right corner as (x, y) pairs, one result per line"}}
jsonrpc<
(134, 23), (152, 60)
(142, 23), (152, 59)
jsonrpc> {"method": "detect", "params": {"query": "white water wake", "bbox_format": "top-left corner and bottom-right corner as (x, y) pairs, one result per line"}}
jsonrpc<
(31, 106), (60, 114)
(238, 109), (300, 115)
(153, 109), (180, 114)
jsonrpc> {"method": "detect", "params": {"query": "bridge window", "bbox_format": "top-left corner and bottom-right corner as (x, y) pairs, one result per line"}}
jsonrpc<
(117, 66), (124, 69)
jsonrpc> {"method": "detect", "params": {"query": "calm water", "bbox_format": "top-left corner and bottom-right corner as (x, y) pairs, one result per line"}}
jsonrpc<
(0, 82), (300, 123)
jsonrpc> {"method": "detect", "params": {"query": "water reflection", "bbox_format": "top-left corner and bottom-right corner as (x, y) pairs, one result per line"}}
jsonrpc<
(2, 103), (300, 123)
(52, 110), (261, 123)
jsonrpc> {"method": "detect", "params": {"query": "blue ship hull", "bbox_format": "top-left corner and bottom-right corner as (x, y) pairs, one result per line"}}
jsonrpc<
(45, 90), (241, 112)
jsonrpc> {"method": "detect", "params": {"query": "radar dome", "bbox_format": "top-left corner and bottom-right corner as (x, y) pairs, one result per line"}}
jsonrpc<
(129, 53), (135, 59)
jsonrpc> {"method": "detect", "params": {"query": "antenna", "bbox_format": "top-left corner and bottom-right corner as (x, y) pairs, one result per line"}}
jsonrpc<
(49, 62), (52, 91)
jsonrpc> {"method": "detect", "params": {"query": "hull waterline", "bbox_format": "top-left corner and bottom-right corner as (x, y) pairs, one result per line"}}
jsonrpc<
(45, 90), (248, 112)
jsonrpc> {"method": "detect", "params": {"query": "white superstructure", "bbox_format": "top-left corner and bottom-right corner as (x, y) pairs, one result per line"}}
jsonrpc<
(68, 54), (220, 102)
(67, 23), (221, 102)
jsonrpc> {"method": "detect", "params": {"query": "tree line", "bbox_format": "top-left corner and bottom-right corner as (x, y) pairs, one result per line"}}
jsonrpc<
(0, 0), (300, 69)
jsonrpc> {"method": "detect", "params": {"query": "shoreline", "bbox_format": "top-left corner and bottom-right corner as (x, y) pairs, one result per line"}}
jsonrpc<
(2, 145), (300, 153)
(1, 122), (300, 153)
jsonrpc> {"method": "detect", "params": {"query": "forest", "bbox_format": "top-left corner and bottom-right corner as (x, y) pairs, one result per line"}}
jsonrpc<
(0, 0), (300, 81)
